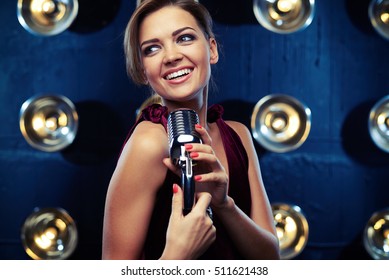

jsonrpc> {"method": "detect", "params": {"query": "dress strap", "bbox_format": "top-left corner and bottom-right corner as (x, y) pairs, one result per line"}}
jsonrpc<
(138, 103), (169, 129)
(207, 104), (224, 123)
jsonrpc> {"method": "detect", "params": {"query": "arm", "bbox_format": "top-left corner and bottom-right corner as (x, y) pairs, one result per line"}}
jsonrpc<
(218, 121), (280, 259)
(102, 121), (168, 259)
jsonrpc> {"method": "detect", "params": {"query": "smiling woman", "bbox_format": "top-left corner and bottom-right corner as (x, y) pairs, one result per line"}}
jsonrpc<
(101, 0), (280, 260)
(138, 6), (218, 104)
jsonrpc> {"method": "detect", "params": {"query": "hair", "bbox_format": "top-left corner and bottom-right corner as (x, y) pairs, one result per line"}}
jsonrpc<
(124, 0), (215, 85)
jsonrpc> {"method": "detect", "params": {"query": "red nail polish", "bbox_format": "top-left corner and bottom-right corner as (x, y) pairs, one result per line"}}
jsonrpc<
(190, 152), (199, 158)
(185, 144), (193, 150)
(194, 175), (202, 181)
(195, 124), (202, 129)
(173, 184), (179, 193)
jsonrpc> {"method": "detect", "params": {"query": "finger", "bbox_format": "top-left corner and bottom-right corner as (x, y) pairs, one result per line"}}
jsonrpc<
(195, 124), (212, 146)
(195, 172), (228, 184)
(185, 143), (214, 155)
(163, 158), (181, 177)
(192, 192), (212, 213)
(190, 152), (219, 166)
(192, 154), (226, 179)
(171, 184), (183, 219)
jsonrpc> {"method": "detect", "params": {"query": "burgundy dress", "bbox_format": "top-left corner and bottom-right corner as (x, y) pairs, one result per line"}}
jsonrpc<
(122, 104), (252, 259)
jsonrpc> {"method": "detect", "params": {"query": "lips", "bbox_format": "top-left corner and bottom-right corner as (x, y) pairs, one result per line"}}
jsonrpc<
(164, 68), (193, 80)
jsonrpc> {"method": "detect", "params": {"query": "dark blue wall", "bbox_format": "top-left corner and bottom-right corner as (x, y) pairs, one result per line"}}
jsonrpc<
(0, 0), (388, 260)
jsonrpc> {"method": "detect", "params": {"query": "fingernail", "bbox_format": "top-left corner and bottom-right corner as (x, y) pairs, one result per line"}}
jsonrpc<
(195, 124), (202, 129)
(185, 144), (193, 150)
(194, 175), (202, 181)
(173, 184), (179, 193)
(190, 152), (199, 158)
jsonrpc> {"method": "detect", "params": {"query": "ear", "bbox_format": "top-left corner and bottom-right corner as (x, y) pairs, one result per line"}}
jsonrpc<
(209, 38), (219, 65)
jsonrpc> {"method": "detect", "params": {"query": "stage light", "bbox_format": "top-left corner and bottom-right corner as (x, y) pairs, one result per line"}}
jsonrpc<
(368, 95), (389, 153)
(21, 207), (78, 260)
(253, 0), (315, 34)
(19, 94), (79, 152)
(272, 203), (309, 259)
(251, 94), (311, 153)
(17, 0), (79, 36)
(369, 0), (389, 40)
(363, 208), (389, 259)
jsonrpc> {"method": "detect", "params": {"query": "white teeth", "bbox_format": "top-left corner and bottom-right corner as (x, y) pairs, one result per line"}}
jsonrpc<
(165, 69), (192, 80)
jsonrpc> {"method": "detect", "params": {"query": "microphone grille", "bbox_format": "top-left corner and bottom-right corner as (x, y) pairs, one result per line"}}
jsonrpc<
(167, 109), (200, 143)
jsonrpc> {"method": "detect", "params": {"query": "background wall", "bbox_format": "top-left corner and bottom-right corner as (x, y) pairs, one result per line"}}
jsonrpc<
(0, 0), (388, 260)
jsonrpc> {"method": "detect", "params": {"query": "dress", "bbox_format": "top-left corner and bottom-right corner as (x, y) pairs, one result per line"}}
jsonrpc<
(122, 103), (252, 259)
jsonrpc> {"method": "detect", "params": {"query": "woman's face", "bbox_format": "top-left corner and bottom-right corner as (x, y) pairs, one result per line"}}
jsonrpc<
(139, 6), (218, 103)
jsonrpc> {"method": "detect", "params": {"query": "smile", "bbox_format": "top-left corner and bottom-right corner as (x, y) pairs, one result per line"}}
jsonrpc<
(165, 68), (193, 80)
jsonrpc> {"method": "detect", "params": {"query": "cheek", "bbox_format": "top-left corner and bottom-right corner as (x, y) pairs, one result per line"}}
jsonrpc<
(197, 48), (212, 70)
(198, 53), (212, 79)
(143, 61), (159, 80)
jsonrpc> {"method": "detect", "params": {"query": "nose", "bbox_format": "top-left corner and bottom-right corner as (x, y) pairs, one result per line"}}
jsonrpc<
(163, 45), (183, 65)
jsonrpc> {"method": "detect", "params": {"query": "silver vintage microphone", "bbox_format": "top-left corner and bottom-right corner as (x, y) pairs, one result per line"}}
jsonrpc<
(167, 109), (202, 215)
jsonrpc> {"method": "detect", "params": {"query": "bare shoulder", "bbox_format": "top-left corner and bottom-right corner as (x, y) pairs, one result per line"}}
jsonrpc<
(120, 120), (168, 161)
(113, 120), (169, 191)
(224, 120), (253, 143)
(131, 120), (167, 145)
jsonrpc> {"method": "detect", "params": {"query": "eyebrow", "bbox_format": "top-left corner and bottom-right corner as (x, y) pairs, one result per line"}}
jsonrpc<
(140, 26), (196, 48)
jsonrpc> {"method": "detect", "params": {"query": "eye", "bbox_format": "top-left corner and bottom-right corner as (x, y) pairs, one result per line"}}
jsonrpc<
(142, 45), (160, 56)
(177, 34), (195, 43)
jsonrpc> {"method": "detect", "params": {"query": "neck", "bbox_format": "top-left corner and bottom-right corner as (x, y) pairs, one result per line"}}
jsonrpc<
(162, 88), (209, 128)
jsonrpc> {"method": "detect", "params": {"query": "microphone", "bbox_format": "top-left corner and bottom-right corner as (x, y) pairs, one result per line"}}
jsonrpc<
(167, 109), (202, 215)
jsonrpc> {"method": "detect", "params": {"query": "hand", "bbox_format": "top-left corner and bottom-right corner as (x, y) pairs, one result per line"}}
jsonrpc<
(188, 124), (229, 208)
(162, 124), (229, 208)
(161, 184), (216, 260)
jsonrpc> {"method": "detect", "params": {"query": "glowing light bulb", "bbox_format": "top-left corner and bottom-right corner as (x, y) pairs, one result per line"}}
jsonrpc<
(277, 0), (294, 13)
(42, 0), (56, 14)
(380, 12), (389, 24)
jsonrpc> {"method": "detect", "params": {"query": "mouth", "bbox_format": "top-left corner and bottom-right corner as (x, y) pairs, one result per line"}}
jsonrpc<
(164, 68), (193, 80)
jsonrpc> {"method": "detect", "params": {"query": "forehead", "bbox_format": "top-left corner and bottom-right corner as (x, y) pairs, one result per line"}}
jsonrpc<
(139, 6), (200, 40)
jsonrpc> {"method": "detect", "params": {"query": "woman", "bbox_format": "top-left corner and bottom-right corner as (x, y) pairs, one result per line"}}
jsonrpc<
(102, 0), (280, 260)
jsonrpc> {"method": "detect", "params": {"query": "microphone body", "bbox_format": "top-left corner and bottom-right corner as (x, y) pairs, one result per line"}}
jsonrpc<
(167, 109), (202, 214)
